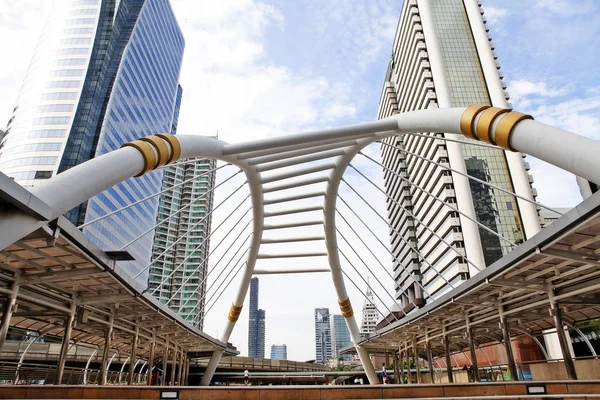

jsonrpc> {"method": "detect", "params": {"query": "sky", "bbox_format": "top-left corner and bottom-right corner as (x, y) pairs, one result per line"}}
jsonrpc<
(0, 0), (599, 361)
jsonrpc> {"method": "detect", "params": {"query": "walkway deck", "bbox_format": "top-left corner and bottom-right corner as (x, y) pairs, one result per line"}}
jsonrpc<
(1, 381), (600, 399)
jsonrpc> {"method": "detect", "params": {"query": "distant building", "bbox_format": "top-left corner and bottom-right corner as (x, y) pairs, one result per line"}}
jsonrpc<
(314, 308), (332, 364)
(330, 314), (352, 362)
(248, 277), (266, 358)
(360, 283), (378, 338)
(270, 344), (287, 360)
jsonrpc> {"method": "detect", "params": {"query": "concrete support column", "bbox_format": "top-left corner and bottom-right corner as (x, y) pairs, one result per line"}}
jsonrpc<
(548, 289), (578, 380)
(99, 312), (114, 385)
(393, 350), (401, 384)
(162, 341), (169, 386)
(146, 329), (156, 386)
(499, 304), (519, 381)
(54, 302), (76, 385)
(413, 336), (421, 384)
(444, 334), (453, 383)
(0, 276), (20, 353)
(426, 339), (435, 384)
(466, 318), (480, 382)
(170, 345), (177, 386)
(127, 323), (139, 385)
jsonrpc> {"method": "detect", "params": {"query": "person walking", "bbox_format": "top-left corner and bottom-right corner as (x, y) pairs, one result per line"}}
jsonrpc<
(244, 369), (250, 385)
(381, 363), (388, 384)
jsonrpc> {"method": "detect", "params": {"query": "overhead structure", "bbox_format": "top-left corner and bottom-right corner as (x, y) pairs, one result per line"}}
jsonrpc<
(1, 106), (599, 385)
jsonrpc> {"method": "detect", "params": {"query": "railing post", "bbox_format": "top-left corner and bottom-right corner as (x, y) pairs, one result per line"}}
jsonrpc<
(54, 301), (76, 385)
(0, 276), (20, 353)
(548, 288), (578, 380)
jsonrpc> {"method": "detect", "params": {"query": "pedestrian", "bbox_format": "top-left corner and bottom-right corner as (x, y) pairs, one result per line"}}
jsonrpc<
(359, 377), (364, 385)
(244, 369), (250, 385)
(381, 363), (388, 384)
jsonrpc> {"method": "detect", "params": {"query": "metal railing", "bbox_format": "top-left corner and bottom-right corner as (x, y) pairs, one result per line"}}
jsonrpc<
(0, 361), (147, 385)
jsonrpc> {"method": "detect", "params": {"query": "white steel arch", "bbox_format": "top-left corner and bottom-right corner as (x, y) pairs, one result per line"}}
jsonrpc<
(0, 106), (599, 385)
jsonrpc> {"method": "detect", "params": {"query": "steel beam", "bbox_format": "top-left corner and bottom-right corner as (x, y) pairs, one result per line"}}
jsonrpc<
(444, 334), (453, 383)
(146, 329), (156, 385)
(127, 323), (139, 385)
(498, 304), (519, 381)
(99, 312), (114, 385)
(54, 303), (76, 385)
(548, 289), (578, 380)
(466, 316), (480, 382)
(0, 276), (19, 353)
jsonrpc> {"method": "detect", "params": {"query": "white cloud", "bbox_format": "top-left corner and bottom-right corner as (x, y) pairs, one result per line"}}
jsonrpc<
(508, 79), (568, 102)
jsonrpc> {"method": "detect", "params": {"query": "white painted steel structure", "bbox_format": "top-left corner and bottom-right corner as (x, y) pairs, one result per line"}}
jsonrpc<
(0, 106), (599, 384)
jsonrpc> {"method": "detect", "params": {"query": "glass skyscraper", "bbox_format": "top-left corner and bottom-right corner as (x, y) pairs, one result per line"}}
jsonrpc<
(0, 0), (185, 281)
(314, 308), (332, 364)
(248, 277), (266, 358)
(148, 151), (217, 328)
(331, 314), (352, 362)
(377, 0), (540, 312)
(270, 344), (287, 360)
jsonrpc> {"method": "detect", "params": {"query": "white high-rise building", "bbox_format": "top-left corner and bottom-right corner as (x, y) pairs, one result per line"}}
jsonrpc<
(360, 284), (378, 338)
(377, 0), (541, 313)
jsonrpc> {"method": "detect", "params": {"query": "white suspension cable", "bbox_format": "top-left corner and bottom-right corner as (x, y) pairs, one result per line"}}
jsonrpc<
(133, 175), (247, 279)
(336, 229), (406, 318)
(340, 269), (395, 325)
(355, 154), (519, 248)
(78, 163), (228, 229)
(341, 178), (459, 292)
(120, 169), (244, 251)
(337, 196), (449, 313)
(204, 261), (248, 317)
(376, 142), (563, 216)
(176, 232), (252, 314)
(347, 163), (483, 273)
(159, 205), (252, 302)
(204, 243), (251, 310)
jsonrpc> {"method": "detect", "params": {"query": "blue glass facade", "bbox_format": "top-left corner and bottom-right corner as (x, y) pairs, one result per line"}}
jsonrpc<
(1, 0), (184, 283)
(332, 314), (352, 362)
(82, 0), (184, 279)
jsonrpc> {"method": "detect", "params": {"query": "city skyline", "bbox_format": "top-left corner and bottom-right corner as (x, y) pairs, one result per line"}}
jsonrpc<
(0, 0), (598, 361)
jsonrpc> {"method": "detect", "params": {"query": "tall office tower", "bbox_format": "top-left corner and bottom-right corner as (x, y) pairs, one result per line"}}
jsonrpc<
(147, 155), (217, 327)
(248, 277), (266, 358)
(360, 284), (378, 338)
(0, 0), (185, 280)
(270, 344), (287, 360)
(377, 0), (540, 312)
(330, 314), (352, 362)
(314, 308), (332, 364)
